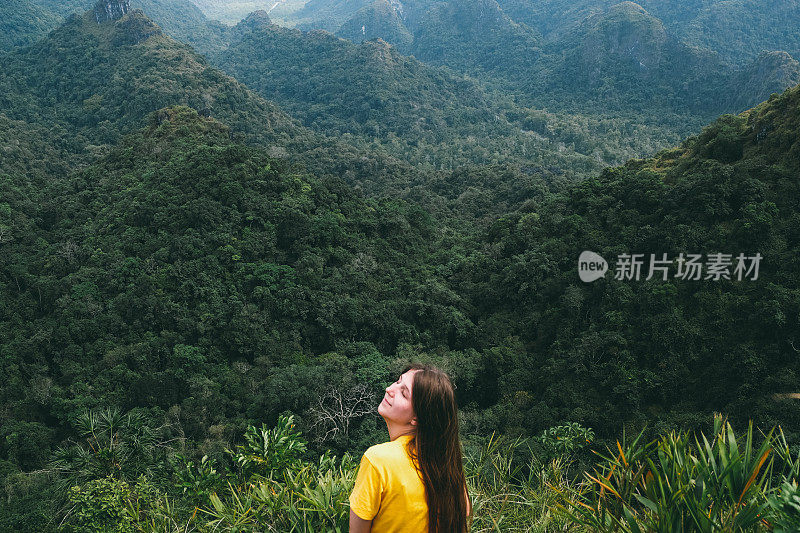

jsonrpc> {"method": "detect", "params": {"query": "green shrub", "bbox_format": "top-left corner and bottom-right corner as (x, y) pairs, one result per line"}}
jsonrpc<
(229, 415), (308, 478)
(565, 415), (776, 532)
(201, 451), (357, 532)
(766, 480), (800, 533)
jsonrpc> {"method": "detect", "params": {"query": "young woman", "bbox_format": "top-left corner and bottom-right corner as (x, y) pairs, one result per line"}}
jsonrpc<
(349, 364), (470, 533)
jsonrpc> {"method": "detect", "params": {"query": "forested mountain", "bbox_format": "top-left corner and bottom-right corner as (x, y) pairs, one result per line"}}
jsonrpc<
(212, 13), (603, 172)
(304, 0), (800, 172)
(0, 0), (607, 226)
(529, 1), (726, 112)
(0, 2), (437, 199)
(188, 0), (277, 25)
(524, 1), (800, 115)
(211, 6), (790, 187)
(190, 0), (800, 69)
(727, 51), (800, 111)
(130, 0), (231, 56)
(318, 0), (797, 180)
(453, 85), (800, 437)
(336, 0), (413, 51)
(0, 3), (295, 159)
(404, 0), (541, 77)
(291, 0), (372, 31)
(8, 0), (795, 173)
(330, 0), (544, 76)
(399, 0), (800, 67)
(675, 0), (800, 66)
(1, 103), (455, 442)
(331, 0), (799, 117)
(1, 0), (796, 435)
(0, 0), (229, 56)
(493, 0), (718, 42)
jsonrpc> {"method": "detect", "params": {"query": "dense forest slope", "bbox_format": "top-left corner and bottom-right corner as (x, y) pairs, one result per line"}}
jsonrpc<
(404, 0), (542, 78)
(294, 0), (800, 172)
(455, 86), (800, 436)
(337, 0), (413, 51)
(291, 0), (372, 31)
(532, 2), (725, 111)
(0, 106), (443, 528)
(0, 1), (597, 227)
(667, 0), (800, 66)
(328, 0), (800, 68)
(3, 51), (799, 470)
(0, 5), (297, 159)
(0, 0), (61, 50)
(1, 106), (460, 454)
(210, 7), (783, 186)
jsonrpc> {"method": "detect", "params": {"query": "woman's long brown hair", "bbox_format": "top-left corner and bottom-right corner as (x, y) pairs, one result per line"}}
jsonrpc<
(405, 364), (469, 533)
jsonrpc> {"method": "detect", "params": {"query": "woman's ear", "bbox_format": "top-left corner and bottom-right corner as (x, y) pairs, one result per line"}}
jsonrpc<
(410, 417), (418, 426)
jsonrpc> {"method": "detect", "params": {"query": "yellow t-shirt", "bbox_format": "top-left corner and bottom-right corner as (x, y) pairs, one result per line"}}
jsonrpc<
(349, 435), (428, 532)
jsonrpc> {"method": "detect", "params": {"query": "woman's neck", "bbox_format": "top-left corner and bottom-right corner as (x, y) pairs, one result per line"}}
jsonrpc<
(385, 421), (415, 441)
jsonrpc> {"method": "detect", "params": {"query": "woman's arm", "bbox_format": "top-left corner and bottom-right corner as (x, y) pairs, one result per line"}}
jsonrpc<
(349, 509), (372, 533)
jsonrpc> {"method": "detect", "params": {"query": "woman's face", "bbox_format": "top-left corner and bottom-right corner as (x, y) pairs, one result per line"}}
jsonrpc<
(378, 369), (418, 427)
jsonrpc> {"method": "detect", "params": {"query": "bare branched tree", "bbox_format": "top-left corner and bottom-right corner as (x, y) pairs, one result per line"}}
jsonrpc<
(308, 383), (377, 444)
(56, 240), (80, 264)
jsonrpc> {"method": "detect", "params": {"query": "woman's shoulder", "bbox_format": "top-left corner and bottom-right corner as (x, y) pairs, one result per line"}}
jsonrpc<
(364, 435), (413, 466)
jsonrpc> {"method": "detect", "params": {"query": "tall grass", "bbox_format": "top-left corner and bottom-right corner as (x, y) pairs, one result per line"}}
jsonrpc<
(464, 434), (577, 532)
(59, 414), (800, 532)
(564, 415), (783, 532)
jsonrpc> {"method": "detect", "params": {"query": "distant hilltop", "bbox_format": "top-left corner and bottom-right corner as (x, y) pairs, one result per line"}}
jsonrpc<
(95, 0), (131, 23)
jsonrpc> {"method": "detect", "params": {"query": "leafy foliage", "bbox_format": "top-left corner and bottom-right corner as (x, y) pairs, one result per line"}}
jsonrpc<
(231, 415), (308, 477)
(173, 454), (223, 501)
(535, 422), (595, 460)
(767, 480), (800, 533)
